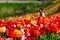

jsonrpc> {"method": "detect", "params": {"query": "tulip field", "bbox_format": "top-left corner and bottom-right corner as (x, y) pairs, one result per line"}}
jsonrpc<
(0, 11), (60, 40)
(0, 0), (60, 40)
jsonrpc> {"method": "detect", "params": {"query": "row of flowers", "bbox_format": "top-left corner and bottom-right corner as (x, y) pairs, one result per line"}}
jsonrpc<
(0, 12), (60, 40)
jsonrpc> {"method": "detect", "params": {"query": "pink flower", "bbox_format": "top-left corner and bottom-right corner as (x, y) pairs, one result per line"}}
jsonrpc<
(6, 38), (13, 40)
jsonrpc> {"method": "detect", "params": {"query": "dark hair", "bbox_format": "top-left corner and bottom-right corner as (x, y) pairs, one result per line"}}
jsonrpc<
(39, 8), (43, 11)
(36, 8), (43, 13)
(39, 8), (44, 16)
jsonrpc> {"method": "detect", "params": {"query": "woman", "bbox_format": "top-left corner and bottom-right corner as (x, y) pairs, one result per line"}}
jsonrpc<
(36, 8), (45, 17)
(39, 8), (45, 17)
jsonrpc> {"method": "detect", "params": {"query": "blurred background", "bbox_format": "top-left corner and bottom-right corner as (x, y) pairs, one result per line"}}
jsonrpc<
(0, 0), (60, 18)
(0, 0), (49, 1)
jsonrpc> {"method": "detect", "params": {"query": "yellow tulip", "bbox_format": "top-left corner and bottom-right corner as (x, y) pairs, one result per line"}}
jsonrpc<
(0, 27), (6, 32)
(30, 20), (34, 25)
(14, 29), (22, 37)
(25, 17), (31, 20)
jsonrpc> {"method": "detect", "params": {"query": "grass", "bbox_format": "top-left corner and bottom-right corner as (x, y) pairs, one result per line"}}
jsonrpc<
(0, 1), (53, 18)
(36, 32), (60, 40)
(46, 7), (60, 16)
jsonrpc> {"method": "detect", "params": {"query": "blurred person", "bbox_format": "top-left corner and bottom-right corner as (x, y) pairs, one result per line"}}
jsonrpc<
(36, 8), (45, 17)
(39, 8), (45, 17)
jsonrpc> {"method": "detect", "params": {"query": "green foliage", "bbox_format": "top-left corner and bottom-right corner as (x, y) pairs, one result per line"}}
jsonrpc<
(0, 33), (8, 38)
(0, 1), (53, 18)
(36, 32), (60, 40)
(46, 7), (60, 16)
(14, 38), (18, 40)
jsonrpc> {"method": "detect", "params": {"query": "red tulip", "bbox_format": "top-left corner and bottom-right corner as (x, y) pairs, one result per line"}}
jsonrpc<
(8, 31), (15, 38)
(0, 36), (4, 40)
(5, 29), (9, 36)
(0, 19), (2, 23)
(35, 26), (40, 31)
(25, 36), (31, 40)
(31, 36), (36, 40)
(24, 28), (30, 36)
(29, 26), (34, 33)
(33, 30), (40, 37)
(23, 20), (28, 24)
(40, 30), (46, 35)
(24, 28), (30, 33)
(47, 27), (51, 32)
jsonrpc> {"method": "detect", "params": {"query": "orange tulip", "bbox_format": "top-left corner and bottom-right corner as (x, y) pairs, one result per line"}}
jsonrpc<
(14, 29), (22, 37)
(17, 23), (23, 29)
(33, 30), (40, 37)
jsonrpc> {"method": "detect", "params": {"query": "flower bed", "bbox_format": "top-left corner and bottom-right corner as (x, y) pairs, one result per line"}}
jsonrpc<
(0, 12), (60, 40)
